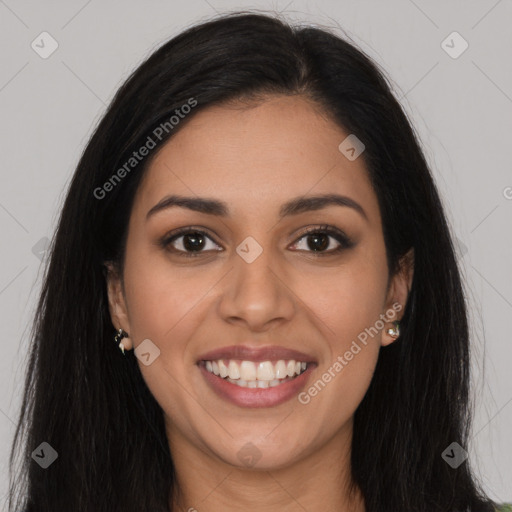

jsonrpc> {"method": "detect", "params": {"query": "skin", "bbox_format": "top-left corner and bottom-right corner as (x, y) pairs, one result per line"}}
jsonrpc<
(106, 94), (414, 512)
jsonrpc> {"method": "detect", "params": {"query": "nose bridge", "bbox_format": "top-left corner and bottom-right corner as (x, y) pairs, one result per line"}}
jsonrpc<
(234, 235), (282, 298)
(217, 234), (295, 328)
(236, 237), (278, 287)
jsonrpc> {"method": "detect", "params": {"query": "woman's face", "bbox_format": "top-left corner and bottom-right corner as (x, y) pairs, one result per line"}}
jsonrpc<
(107, 94), (413, 470)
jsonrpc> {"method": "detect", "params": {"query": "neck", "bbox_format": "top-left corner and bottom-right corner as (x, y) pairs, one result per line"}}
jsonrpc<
(167, 419), (365, 512)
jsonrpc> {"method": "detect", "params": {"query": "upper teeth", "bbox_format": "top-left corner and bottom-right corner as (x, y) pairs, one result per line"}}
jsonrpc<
(205, 359), (307, 381)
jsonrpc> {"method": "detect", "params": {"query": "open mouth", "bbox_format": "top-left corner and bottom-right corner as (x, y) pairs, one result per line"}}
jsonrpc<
(201, 359), (308, 388)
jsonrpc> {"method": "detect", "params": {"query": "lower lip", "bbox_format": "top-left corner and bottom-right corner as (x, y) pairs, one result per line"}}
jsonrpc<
(198, 362), (315, 408)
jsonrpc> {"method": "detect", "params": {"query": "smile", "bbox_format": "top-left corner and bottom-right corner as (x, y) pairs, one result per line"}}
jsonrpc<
(199, 359), (315, 408)
(204, 359), (308, 388)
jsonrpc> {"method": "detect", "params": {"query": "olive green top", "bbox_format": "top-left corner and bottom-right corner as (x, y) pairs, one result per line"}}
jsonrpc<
(496, 505), (512, 512)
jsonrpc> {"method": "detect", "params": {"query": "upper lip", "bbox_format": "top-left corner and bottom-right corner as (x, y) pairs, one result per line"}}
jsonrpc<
(197, 345), (317, 363)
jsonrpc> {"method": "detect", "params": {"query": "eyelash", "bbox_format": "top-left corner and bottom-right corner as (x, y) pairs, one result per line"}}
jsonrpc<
(159, 224), (354, 259)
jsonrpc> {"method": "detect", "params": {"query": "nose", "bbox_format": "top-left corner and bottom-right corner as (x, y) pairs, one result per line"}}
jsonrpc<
(217, 244), (296, 332)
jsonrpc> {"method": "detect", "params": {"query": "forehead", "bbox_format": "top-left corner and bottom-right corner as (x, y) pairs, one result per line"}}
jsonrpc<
(134, 95), (380, 225)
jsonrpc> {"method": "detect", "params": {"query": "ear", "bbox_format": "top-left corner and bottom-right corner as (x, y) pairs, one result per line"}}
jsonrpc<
(381, 247), (414, 347)
(104, 261), (133, 351)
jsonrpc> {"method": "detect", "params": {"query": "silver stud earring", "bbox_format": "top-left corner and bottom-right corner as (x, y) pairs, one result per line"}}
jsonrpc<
(386, 320), (400, 339)
(114, 328), (128, 355)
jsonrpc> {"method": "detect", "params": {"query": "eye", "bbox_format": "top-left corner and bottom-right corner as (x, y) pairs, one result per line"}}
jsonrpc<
(289, 225), (354, 256)
(159, 224), (354, 259)
(160, 227), (222, 258)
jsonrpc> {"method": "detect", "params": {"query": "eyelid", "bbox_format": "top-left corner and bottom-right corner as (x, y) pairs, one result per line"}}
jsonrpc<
(290, 224), (354, 253)
(293, 224), (351, 242)
(159, 224), (354, 257)
(159, 226), (223, 256)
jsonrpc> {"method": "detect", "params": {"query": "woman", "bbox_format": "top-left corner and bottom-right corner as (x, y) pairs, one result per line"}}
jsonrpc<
(7, 11), (508, 512)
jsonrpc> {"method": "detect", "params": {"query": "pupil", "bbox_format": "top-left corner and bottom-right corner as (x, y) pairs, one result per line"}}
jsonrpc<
(184, 232), (205, 251)
(308, 233), (328, 251)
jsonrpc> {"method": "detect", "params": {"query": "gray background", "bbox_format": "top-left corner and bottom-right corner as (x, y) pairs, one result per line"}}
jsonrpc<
(1, 0), (511, 507)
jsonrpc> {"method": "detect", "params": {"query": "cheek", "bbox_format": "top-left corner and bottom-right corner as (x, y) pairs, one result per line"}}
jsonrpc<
(299, 278), (382, 423)
(295, 254), (387, 408)
(121, 248), (210, 414)
(122, 239), (206, 339)
(299, 261), (388, 351)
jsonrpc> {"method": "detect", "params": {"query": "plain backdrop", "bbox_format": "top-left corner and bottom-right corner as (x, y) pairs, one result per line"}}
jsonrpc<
(0, 0), (511, 507)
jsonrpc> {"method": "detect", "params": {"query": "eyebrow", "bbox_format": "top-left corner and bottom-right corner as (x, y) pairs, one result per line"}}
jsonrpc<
(146, 193), (368, 222)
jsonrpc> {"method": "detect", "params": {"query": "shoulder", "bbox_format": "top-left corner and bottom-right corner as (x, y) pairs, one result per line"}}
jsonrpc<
(495, 505), (512, 512)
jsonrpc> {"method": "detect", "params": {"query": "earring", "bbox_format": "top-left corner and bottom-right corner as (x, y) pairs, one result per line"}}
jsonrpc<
(387, 320), (400, 339)
(114, 328), (128, 355)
